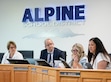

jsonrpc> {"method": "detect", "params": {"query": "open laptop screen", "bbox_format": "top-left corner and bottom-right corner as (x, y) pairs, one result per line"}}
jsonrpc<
(36, 59), (52, 67)
(59, 57), (71, 68)
(7, 59), (30, 64)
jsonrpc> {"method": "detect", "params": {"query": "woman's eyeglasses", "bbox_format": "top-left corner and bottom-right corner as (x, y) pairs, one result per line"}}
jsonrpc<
(71, 49), (78, 52)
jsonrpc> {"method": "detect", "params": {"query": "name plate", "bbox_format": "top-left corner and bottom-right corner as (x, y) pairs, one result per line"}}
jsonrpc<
(14, 67), (28, 71)
(31, 68), (36, 71)
(60, 72), (80, 77)
(42, 69), (48, 74)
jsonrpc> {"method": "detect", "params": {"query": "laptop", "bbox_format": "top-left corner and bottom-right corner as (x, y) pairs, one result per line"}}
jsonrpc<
(7, 59), (30, 64)
(36, 59), (52, 67)
(59, 57), (71, 68)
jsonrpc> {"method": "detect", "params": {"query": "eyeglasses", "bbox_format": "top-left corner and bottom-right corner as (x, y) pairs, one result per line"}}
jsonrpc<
(9, 47), (15, 49)
(45, 43), (53, 47)
(71, 49), (78, 52)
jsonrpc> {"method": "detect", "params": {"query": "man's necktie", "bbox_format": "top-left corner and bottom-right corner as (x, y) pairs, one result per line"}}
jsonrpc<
(48, 53), (51, 63)
(48, 53), (55, 67)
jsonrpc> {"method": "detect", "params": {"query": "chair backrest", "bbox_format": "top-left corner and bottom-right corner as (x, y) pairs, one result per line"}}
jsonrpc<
(18, 50), (34, 59)
(0, 53), (4, 63)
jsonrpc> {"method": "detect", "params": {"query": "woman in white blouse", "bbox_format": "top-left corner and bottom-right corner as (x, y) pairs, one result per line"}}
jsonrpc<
(88, 37), (111, 69)
(1, 41), (23, 64)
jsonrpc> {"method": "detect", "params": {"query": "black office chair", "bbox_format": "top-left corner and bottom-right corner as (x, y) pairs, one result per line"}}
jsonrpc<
(0, 53), (4, 63)
(18, 50), (34, 59)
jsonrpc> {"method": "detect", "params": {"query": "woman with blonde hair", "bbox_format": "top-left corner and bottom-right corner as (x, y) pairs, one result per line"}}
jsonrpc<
(70, 43), (88, 68)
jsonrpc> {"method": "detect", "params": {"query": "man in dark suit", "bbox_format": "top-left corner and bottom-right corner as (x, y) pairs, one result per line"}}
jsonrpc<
(40, 38), (66, 66)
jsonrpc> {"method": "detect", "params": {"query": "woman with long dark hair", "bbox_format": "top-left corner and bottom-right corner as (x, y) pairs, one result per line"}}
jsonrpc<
(88, 37), (111, 69)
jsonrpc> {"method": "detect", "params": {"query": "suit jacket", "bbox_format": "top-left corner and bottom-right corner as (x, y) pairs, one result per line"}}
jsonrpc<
(40, 47), (66, 61)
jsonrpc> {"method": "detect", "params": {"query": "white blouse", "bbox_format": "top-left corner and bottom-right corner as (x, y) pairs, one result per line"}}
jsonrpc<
(1, 51), (23, 64)
(91, 53), (111, 69)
